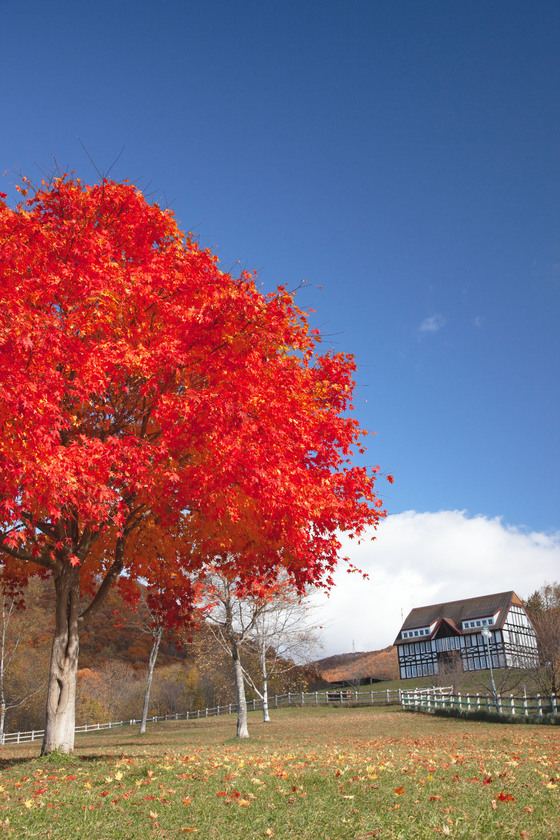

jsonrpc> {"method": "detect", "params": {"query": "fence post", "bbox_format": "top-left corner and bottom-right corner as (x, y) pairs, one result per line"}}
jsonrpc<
(288, 692), (291, 706)
(538, 694), (543, 718)
(552, 695), (557, 720)
(524, 692), (529, 718)
(275, 695), (278, 709)
(315, 691), (318, 705)
(301, 692), (304, 705)
(510, 695), (515, 716)
(476, 693), (480, 711)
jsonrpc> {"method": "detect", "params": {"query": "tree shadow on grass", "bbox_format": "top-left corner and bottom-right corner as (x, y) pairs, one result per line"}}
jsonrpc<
(0, 752), (125, 771)
(0, 756), (31, 771)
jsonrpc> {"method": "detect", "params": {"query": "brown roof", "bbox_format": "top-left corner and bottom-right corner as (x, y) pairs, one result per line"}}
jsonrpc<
(394, 591), (522, 646)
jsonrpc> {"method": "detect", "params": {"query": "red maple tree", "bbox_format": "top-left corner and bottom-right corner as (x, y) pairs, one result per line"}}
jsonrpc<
(0, 176), (388, 753)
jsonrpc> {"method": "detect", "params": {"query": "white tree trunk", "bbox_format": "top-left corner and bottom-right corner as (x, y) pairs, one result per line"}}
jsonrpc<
(140, 626), (163, 734)
(0, 599), (8, 745)
(41, 564), (80, 755)
(233, 643), (249, 738)
(261, 638), (271, 722)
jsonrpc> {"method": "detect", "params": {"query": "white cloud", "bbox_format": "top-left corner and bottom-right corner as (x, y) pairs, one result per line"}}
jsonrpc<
(312, 510), (560, 658)
(418, 314), (446, 334)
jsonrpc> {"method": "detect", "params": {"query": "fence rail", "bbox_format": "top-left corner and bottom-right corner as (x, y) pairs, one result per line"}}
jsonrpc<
(401, 688), (559, 721)
(2, 685), (419, 745)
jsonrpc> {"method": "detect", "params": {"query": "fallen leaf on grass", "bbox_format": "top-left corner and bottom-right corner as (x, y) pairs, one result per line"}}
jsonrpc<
(496, 791), (516, 802)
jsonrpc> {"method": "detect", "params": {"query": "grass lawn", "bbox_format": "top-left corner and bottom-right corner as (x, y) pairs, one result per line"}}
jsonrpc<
(0, 705), (559, 839)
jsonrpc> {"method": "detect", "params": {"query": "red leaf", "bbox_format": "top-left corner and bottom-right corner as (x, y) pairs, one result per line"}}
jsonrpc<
(496, 791), (516, 802)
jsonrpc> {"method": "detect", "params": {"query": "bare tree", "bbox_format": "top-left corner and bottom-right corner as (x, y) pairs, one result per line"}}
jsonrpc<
(0, 588), (47, 741)
(203, 574), (270, 738)
(126, 568), (196, 735)
(525, 582), (560, 694)
(243, 588), (321, 722)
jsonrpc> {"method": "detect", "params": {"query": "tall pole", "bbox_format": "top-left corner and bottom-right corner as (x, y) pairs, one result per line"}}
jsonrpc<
(481, 626), (498, 707)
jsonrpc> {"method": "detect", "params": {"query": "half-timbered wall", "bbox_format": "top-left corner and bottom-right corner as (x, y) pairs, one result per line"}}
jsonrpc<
(397, 604), (539, 679)
(501, 604), (538, 667)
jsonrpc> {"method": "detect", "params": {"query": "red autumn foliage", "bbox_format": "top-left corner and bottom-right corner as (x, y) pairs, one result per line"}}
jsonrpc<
(0, 176), (386, 752)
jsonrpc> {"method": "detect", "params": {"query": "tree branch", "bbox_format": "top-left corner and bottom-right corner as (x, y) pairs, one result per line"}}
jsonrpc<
(79, 536), (126, 625)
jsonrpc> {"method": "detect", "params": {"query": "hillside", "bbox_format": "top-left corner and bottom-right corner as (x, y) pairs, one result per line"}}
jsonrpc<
(314, 645), (399, 684)
(0, 578), (316, 732)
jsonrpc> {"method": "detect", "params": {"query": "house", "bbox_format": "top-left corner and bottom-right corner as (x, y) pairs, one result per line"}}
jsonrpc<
(394, 591), (539, 680)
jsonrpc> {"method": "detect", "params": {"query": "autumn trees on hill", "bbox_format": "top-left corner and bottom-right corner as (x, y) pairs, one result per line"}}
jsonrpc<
(0, 578), (317, 735)
(0, 176), (388, 752)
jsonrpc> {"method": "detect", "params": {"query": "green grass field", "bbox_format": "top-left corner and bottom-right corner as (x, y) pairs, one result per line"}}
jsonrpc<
(1, 705), (559, 839)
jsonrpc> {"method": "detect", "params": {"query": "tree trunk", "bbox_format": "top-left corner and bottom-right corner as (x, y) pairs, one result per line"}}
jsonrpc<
(139, 626), (163, 734)
(41, 563), (80, 755)
(0, 599), (7, 745)
(232, 642), (249, 738)
(261, 638), (271, 723)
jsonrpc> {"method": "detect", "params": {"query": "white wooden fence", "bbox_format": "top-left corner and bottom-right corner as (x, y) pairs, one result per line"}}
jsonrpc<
(1, 685), (412, 745)
(401, 688), (559, 721)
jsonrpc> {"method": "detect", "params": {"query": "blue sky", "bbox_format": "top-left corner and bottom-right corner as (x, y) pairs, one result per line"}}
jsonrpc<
(2, 0), (559, 652)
